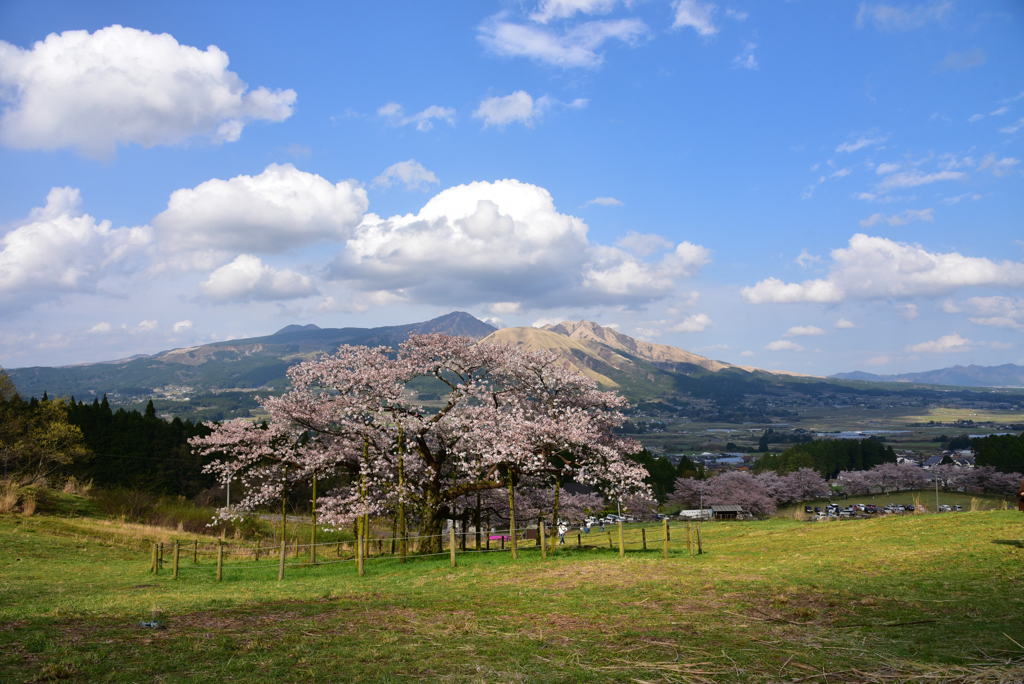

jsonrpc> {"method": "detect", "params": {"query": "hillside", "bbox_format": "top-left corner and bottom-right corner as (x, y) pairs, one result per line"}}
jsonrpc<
(832, 363), (1024, 388)
(8, 312), (495, 401)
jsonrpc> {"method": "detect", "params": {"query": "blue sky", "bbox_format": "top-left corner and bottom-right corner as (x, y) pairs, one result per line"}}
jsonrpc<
(0, 0), (1021, 375)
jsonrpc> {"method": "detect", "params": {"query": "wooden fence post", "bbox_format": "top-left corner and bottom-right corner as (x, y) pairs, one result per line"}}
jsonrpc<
(159, 542), (164, 571)
(607, 530), (613, 549)
(173, 541), (179, 579)
(193, 539), (198, 565)
(151, 542), (157, 574)
(450, 527), (456, 568)
(293, 538), (298, 559)
(618, 520), (624, 558)
(663, 519), (669, 559)
(696, 522), (703, 555)
(279, 539), (286, 581)
(216, 542), (224, 582)
(540, 522), (547, 559)
(686, 522), (693, 556)
(641, 528), (647, 551)
(577, 532), (581, 547)
(357, 529), (364, 577)
(255, 540), (260, 562)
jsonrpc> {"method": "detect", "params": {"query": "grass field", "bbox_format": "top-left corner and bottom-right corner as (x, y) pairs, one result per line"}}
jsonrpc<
(2, 510), (1023, 683)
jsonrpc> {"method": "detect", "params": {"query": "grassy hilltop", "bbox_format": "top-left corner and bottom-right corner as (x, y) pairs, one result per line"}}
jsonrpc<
(2, 506), (1023, 682)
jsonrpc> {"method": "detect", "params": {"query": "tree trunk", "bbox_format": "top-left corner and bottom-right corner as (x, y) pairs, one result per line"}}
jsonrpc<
(475, 490), (481, 550)
(418, 499), (445, 555)
(508, 478), (517, 560)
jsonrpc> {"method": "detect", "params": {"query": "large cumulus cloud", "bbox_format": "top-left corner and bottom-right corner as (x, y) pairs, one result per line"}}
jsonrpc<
(0, 25), (295, 158)
(327, 179), (709, 308)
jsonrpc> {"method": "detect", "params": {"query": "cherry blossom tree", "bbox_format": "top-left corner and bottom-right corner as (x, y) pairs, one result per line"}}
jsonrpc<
(193, 334), (647, 555)
(671, 471), (776, 518)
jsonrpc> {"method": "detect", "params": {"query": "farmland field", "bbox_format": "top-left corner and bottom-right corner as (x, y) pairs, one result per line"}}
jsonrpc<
(2, 509), (1023, 682)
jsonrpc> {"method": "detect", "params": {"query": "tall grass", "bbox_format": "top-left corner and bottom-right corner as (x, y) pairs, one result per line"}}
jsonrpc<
(0, 478), (20, 513)
(89, 488), (268, 539)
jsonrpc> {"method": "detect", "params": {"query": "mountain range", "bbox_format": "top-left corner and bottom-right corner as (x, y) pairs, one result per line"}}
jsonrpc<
(7, 312), (1022, 418)
(831, 364), (1024, 388)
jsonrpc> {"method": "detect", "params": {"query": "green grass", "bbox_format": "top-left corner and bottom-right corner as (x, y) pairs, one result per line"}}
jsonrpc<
(2, 511), (1023, 682)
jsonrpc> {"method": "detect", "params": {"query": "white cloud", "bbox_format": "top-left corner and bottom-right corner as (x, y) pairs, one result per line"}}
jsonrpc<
(532, 317), (564, 328)
(378, 102), (456, 131)
(478, 16), (648, 68)
(135, 320), (158, 333)
(732, 41), (757, 70)
(87, 322), (111, 334)
(0, 25), (294, 159)
(940, 193), (982, 204)
(587, 196), (624, 207)
(671, 313), (713, 333)
(876, 169), (966, 191)
(672, 0), (718, 35)
(855, 2), (952, 31)
(766, 340), (804, 352)
(859, 208), (934, 227)
(906, 333), (973, 353)
(977, 153), (1019, 177)
(1000, 118), (1024, 134)
(616, 231), (671, 255)
(836, 135), (886, 153)
(785, 325), (826, 337)
(173, 320), (193, 334)
(968, 113), (985, 123)
(830, 168), (851, 179)
(530, 0), (620, 23)
(488, 302), (523, 315)
(939, 48), (986, 71)
(875, 162), (901, 175)
(964, 296), (1024, 331)
(0, 187), (151, 306)
(896, 303), (918, 320)
(795, 249), (821, 268)
(740, 350), (754, 357)
(991, 106), (1009, 116)
(371, 160), (439, 191)
(725, 9), (748, 21)
(199, 255), (317, 302)
(153, 163), (367, 258)
(473, 91), (585, 128)
(481, 316), (506, 329)
(742, 233), (1024, 304)
(327, 179), (709, 308)
(835, 319), (857, 329)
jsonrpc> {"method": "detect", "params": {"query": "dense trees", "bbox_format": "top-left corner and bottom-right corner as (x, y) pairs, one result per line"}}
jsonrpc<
(670, 468), (828, 518)
(627, 449), (698, 502)
(0, 362), (213, 495)
(754, 438), (896, 477)
(974, 432), (1024, 473)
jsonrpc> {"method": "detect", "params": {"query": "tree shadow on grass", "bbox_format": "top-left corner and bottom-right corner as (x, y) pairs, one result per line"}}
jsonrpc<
(992, 540), (1024, 548)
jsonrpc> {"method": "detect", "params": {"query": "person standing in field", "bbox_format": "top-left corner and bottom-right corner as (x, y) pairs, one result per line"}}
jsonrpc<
(1018, 478), (1024, 512)
(558, 522), (568, 545)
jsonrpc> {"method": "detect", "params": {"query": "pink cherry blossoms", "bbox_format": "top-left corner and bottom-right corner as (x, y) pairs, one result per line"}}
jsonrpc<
(191, 333), (649, 554)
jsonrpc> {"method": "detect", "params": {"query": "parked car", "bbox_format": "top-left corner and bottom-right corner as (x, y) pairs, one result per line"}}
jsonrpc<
(804, 506), (814, 514)
(953, 504), (962, 512)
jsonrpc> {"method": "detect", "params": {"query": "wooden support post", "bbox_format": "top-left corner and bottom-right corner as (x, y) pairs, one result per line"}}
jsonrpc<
(607, 530), (614, 549)
(357, 529), (364, 576)
(255, 540), (260, 562)
(686, 522), (693, 556)
(151, 542), (157, 574)
(216, 542), (224, 582)
(159, 542), (164, 571)
(293, 538), (298, 559)
(642, 528), (647, 551)
(450, 527), (456, 568)
(663, 519), (669, 559)
(540, 522), (547, 559)
(696, 522), (703, 555)
(278, 539), (286, 581)
(173, 541), (179, 579)
(618, 520), (624, 558)
(577, 532), (581, 547)
(193, 539), (198, 565)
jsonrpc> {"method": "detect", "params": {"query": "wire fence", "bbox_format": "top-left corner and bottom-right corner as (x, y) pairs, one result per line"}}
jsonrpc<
(146, 520), (707, 581)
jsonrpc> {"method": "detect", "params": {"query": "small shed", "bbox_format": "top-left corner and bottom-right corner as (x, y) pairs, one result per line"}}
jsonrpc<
(709, 504), (744, 520)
